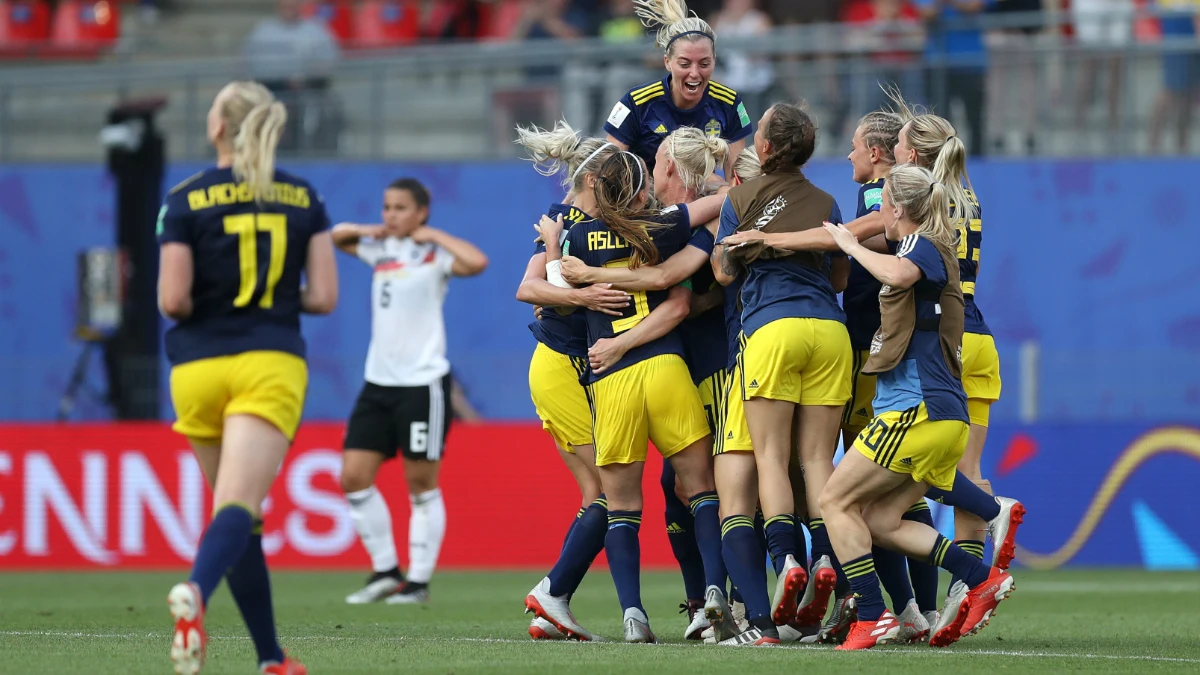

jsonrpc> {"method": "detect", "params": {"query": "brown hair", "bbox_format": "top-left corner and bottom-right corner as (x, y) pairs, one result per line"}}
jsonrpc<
(761, 103), (818, 175)
(593, 152), (663, 268)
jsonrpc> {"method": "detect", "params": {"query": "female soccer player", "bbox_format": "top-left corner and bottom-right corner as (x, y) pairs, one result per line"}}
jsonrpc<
(557, 127), (739, 642)
(604, 0), (754, 173)
(530, 150), (727, 643)
(159, 80), (338, 675)
(713, 102), (851, 639)
(334, 179), (488, 606)
(513, 122), (628, 641)
(818, 164), (1016, 650)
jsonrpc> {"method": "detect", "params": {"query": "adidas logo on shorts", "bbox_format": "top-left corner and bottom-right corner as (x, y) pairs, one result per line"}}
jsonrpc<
(666, 522), (685, 534)
(748, 379), (759, 389)
(855, 408), (869, 417)
(900, 457), (913, 466)
(727, 431), (735, 439)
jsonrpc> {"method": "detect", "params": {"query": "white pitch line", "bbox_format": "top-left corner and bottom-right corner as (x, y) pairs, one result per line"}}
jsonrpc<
(2, 631), (1199, 664)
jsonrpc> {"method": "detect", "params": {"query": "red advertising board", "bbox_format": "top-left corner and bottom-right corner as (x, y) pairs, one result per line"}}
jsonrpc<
(0, 423), (676, 570)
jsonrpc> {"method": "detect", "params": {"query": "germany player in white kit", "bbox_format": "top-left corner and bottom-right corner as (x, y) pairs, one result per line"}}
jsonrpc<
(333, 178), (488, 604)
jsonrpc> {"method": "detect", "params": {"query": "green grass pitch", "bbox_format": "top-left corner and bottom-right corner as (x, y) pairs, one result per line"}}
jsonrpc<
(1, 569), (1198, 674)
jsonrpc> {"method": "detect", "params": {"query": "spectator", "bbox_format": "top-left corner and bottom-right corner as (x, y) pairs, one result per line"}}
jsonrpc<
(1071, 0), (1133, 144)
(510, 0), (592, 42)
(843, 0), (925, 116)
(987, 0), (1044, 154)
(913, 0), (993, 155)
(712, 0), (776, 118)
(243, 0), (341, 152)
(1150, 0), (1200, 153)
(561, 0), (651, 135)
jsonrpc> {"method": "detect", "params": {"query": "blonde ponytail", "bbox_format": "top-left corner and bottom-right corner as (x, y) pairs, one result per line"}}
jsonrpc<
(218, 81), (286, 205)
(929, 135), (976, 229)
(515, 120), (619, 194)
(886, 85), (977, 228)
(664, 127), (728, 195)
(732, 146), (762, 183)
(885, 164), (956, 251)
(634, 0), (715, 56)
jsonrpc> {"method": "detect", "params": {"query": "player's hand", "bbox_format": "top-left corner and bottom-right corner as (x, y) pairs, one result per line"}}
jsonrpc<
(536, 214), (565, 245)
(533, 305), (544, 321)
(560, 255), (594, 284)
(589, 337), (629, 375)
(410, 226), (441, 244)
(359, 224), (387, 239)
(720, 229), (766, 247)
(823, 222), (858, 253)
(576, 283), (630, 316)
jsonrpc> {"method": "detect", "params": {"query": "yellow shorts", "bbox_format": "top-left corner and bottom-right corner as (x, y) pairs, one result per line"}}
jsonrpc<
(697, 369), (729, 437)
(742, 318), (852, 406)
(528, 343), (593, 451)
(170, 350), (308, 444)
(588, 354), (710, 467)
(716, 362), (752, 454)
(841, 349), (876, 433)
(961, 332), (1002, 426)
(853, 402), (969, 491)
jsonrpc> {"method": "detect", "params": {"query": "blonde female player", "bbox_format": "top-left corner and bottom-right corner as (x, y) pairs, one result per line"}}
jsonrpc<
(557, 127), (741, 642)
(158, 81), (338, 675)
(529, 151), (728, 643)
(604, 0), (754, 174)
(512, 122), (628, 640)
(818, 164), (1016, 650)
(713, 102), (851, 639)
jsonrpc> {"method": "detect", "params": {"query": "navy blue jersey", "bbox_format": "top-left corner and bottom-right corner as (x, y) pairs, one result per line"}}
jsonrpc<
(844, 179), (885, 350)
(563, 204), (693, 382)
(717, 198), (846, 338)
(873, 235), (969, 422)
(679, 227), (727, 385)
(604, 76), (755, 170)
(528, 203), (591, 358)
(157, 167), (330, 366)
(723, 274), (746, 370)
(956, 190), (990, 335)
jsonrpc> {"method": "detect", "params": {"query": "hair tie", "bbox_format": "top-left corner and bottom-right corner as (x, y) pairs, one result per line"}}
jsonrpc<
(572, 142), (613, 182)
(666, 30), (713, 51)
(946, 135), (957, 142)
(928, 182), (937, 195)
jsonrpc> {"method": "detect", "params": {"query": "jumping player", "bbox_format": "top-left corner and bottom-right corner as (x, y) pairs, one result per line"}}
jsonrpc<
(605, 0), (754, 173)
(335, 179), (488, 605)
(159, 80), (338, 675)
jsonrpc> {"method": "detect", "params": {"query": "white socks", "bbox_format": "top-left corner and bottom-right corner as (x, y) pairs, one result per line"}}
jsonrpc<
(407, 488), (446, 584)
(346, 486), (398, 573)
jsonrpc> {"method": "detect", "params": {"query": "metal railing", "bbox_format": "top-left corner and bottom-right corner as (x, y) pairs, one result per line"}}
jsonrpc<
(0, 11), (1196, 161)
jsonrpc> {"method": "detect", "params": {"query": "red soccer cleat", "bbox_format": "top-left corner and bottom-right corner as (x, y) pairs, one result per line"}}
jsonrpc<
(261, 655), (307, 675)
(961, 567), (1016, 637)
(770, 554), (809, 627)
(167, 582), (206, 675)
(989, 497), (1026, 571)
(835, 610), (900, 651)
(794, 556), (837, 629)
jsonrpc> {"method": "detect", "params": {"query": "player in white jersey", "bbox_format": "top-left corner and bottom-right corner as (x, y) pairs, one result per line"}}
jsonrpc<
(332, 178), (488, 605)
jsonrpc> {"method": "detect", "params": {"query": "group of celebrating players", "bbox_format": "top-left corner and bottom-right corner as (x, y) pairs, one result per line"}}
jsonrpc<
(517, 0), (1026, 650)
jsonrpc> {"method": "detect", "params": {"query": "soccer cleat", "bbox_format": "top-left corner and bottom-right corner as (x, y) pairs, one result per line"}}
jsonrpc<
(345, 570), (403, 604)
(988, 497), (1026, 570)
(717, 626), (780, 646)
(835, 610), (900, 651)
(529, 616), (565, 640)
(780, 623), (813, 643)
(813, 594), (857, 644)
(681, 598), (709, 640)
(770, 554), (808, 627)
(894, 600), (931, 644)
(524, 577), (595, 641)
(385, 581), (430, 604)
(922, 610), (940, 635)
(794, 555), (837, 629)
(623, 607), (657, 643)
(929, 580), (972, 648)
(730, 598), (749, 633)
(168, 582), (206, 675)
(260, 655), (307, 675)
(961, 568), (1016, 637)
(702, 585), (739, 643)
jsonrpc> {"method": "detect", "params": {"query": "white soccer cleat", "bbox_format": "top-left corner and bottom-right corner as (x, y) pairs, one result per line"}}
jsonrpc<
(385, 582), (430, 605)
(923, 610), (940, 634)
(929, 580), (972, 648)
(730, 598), (749, 632)
(345, 572), (403, 604)
(524, 577), (595, 641)
(988, 496), (1027, 570)
(795, 555), (836, 629)
(771, 554), (808, 627)
(623, 607), (657, 643)
(682, 599), (709, 640)
(168, 581), (206, 675)
(780, 623), (810, 643)
(703, 585), (739, 643)
(529, 616), (565, 640)
(894, 599), (931, 644)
